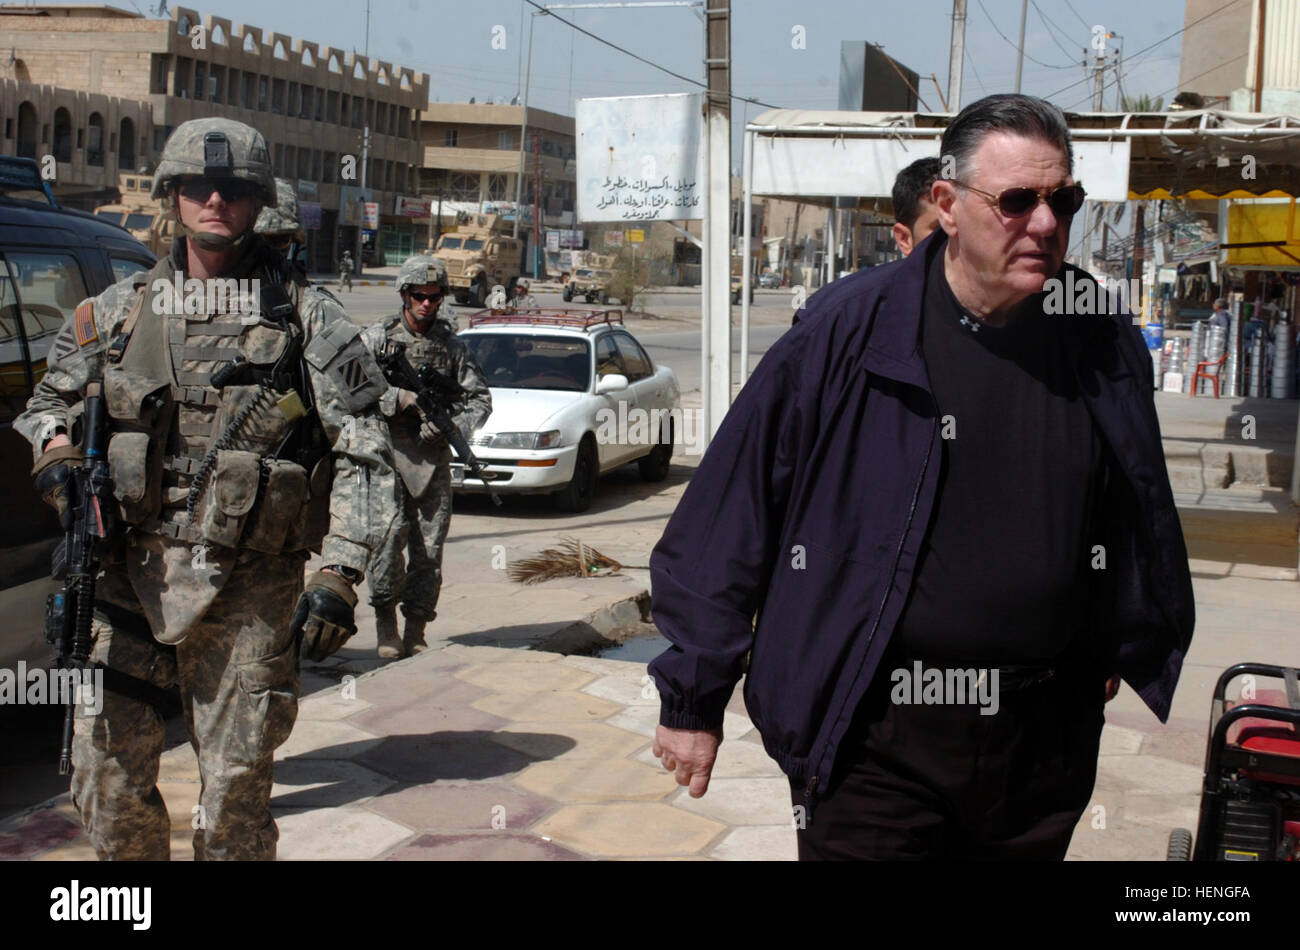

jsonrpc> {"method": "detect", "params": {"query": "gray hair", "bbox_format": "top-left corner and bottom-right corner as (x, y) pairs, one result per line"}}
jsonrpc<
(941, 94), (1074, 181)
(1213, 297), (1228, 310)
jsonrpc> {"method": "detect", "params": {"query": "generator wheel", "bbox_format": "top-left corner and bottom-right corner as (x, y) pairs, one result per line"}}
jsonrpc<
(1167, 828), (1193, 861)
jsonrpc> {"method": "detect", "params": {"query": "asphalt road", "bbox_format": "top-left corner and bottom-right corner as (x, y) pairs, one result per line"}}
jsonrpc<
(319, 284), (792, 393)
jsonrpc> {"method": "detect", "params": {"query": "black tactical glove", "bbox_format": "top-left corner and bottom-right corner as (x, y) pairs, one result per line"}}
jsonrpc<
(32, 444), (82, 530)
(293, 569), (359, 661)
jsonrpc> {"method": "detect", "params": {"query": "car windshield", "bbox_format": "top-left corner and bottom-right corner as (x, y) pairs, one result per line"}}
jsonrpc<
(463, 238), (485, 251)
(438, 237), (462, 250)
(123, 213), (155, 230)
(576, 269), (594, 278)
(95, 209), (125, 225)
(463, 333), (590, 392)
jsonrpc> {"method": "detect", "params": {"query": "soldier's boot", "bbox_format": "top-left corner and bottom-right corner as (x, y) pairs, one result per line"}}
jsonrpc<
(403, 618), (428, 656)
(375, 606), (403, 659)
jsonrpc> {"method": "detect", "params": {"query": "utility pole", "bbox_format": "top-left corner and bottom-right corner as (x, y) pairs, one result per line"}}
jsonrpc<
(1093, 31), (1107, 110)
(1254, 0), (1267, 111)
(352, 0), (371, 276)
(533, 132), (542, 278)
(514, 11), (541, 240)
(1132, 203), (1146, 317)
(701, 3), (731, 442)
(1013, 0), (1027, 93)
(946, 0), (967, 112)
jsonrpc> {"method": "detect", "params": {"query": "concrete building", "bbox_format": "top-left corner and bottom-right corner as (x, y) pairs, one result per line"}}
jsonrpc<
(419, 102), (576, 273)
(1, 4), (429, 271)
(1177, 0), (1300, 112)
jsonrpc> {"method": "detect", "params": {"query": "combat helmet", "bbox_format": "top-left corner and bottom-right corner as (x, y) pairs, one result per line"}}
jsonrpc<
(397, 255), (450, 295)
(255, 178), (302, 237)
(152, 118), (275, 251)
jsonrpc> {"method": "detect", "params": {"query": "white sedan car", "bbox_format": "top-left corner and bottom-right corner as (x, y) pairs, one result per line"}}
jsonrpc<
(457, 309), (680, 511)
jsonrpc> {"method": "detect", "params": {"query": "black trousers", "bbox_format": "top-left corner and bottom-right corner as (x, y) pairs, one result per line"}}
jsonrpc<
(790, 662), (1107, 860)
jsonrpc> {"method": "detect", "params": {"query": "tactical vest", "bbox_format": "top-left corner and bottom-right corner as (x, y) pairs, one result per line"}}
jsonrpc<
(101, 252), (331, 554)
(383, 311), (457, 497)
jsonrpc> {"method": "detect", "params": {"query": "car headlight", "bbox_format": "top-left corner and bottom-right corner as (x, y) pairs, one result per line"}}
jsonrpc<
(490, 430), (562, 449)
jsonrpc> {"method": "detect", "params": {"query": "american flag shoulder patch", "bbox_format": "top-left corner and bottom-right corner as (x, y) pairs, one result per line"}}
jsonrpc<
(74, 300), (98, 347)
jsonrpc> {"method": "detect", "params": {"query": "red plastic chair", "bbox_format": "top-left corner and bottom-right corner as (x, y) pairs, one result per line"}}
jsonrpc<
(1191, 352), (1227, 398)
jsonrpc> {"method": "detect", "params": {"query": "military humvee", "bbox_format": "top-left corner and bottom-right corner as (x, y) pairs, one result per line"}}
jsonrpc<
(92, 173), (175, 257)
(433, 213), (524, 308)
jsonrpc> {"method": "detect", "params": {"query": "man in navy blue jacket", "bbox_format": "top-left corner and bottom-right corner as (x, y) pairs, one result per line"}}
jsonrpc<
(647, 95), (1194, 860)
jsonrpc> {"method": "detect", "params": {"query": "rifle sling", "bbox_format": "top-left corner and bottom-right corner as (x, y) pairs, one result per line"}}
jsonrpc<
(88, 601), (177, 711)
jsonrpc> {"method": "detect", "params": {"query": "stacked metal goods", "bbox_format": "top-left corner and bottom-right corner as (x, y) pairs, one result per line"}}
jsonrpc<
(1185, 320), (1205, 394)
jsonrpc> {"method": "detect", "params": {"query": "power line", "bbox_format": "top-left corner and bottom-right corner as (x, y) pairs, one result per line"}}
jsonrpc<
(522, 0), (782, 111)
(1031, 0), (1085, 63)
(1059, 0), (1092, 32)
(1043, 0), (1245, 102)
(976, 0), (1077, 69)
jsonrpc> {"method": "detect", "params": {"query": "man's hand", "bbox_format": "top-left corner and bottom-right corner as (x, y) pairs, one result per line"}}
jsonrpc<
(32, 441), (81, 528)
(1104, 673), (1121, 703)
(418, 418), (443, 443)
(293, 569), (359, 661)
(653, 725), (723, 798)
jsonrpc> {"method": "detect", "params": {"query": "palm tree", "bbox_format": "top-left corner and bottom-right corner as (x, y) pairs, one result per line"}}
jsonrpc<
(1122, 93), (1165, 113)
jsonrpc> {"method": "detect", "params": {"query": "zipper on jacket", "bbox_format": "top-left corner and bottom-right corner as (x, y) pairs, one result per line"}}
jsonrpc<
(811, 408), (939, 791)
(803, 775), (819, 825)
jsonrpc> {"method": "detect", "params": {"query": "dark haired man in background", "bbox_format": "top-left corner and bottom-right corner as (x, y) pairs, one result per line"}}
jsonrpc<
(648, 94), (1193, 860)
(891, 156), (942, 257)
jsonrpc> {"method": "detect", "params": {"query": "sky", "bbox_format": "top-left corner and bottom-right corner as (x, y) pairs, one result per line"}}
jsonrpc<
(144, 0), (1194, 123)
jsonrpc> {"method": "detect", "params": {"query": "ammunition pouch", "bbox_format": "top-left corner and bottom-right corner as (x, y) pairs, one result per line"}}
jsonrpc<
(242, 458), (310, 554)
(102, 364), (174, 526)
(199, 449), (260, 549)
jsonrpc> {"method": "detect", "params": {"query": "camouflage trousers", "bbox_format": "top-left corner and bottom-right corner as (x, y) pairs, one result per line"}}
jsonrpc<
(367, 463), (452, 622)
(71, 546), (305, 861)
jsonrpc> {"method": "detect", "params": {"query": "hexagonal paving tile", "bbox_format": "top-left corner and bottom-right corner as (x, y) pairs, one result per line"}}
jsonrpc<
(670, 777), (793, 826)
(386, 833), (586, 860)
(472, 690), (621, 723)
(581, 671), (660, 707)
(517, 758), (677, 803)
(275, 806), (412, 860)
(442, 645), (560, 664)
(604, 705), (659, 738)
(271, 758), (396, 809)
(534, 802), (725, 858)
(349, 692), (507, 738)
(708, 825), (798, 861)
(456, 660), (595, 694)
(365, 782), (554, 832)
(490, 721), (646, 763)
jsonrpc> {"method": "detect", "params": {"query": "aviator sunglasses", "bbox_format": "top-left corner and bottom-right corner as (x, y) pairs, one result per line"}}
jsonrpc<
(955, 181), (1086, 218)
(177, 179), (259, 203)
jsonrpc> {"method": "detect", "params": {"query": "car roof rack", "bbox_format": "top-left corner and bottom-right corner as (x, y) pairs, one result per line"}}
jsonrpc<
(467, 307), (624, 330)
(0, 156), (59, 207)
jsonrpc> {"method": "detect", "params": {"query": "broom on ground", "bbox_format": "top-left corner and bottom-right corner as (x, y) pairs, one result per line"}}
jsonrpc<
(508, 536), (650, 584)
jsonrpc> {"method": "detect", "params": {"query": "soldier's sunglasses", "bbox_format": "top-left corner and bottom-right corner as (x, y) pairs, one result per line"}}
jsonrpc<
(177, 179), (259, 203)
(955, 181), (1086, 218)
(408, 291), (442, 303)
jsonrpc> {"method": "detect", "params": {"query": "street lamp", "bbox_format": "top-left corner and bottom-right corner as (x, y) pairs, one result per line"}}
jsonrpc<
(512, 9), (547, 240)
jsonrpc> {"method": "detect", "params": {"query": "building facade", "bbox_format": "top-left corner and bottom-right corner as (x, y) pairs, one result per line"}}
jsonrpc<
(1, 4), (429, 271)
(420, 102), (576, 274)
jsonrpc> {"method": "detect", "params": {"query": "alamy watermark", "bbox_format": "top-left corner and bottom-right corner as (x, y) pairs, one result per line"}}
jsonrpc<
(890, 661), (999, 716)
(594, 403), (705, 456)
(0, 662), (104, 715)
(1043, 272), (1140, 320)
(151, 272), (263, 322)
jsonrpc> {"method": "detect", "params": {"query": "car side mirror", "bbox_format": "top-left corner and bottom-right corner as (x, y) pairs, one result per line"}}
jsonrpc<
(596, 373), (628, 394)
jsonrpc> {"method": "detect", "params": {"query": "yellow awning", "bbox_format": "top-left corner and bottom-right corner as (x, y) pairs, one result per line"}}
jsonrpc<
(1226, 200), (1300, 267)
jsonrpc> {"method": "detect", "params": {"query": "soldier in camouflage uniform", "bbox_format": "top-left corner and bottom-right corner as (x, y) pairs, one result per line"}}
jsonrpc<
(255, 177), (309, 275)
(18, 118), (395, 860)
(360, 255), (491, 658)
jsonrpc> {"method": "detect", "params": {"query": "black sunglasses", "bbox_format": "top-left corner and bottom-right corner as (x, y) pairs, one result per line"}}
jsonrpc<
(177, 179), (259, 203)
(955, 181), (1086, 218)
(408, 291), (443, 303)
